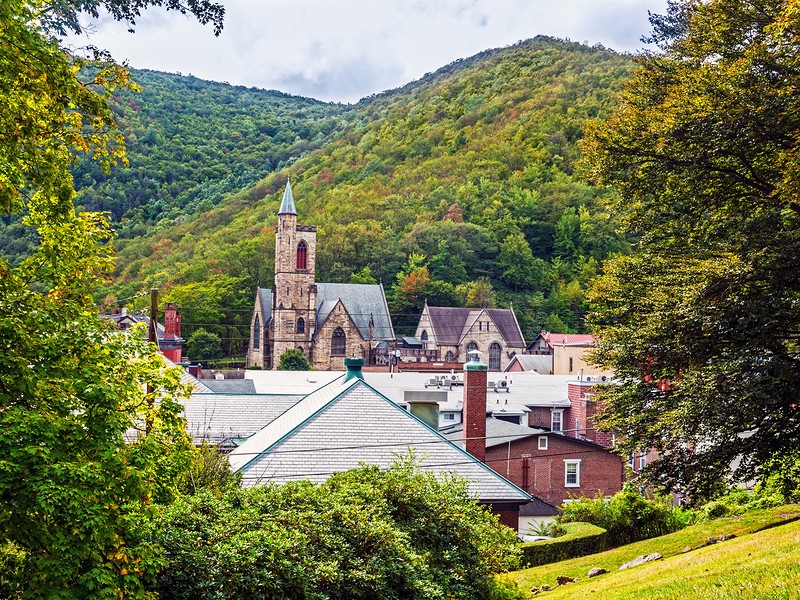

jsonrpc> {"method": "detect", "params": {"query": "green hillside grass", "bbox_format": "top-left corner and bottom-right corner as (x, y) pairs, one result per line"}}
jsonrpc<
(507, 505), (800, 599)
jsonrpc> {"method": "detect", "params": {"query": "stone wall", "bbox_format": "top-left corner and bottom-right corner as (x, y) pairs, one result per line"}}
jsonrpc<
(311, 301), (368, 371)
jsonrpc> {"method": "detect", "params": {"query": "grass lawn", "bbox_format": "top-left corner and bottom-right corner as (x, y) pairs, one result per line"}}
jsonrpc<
(506, 505), (800, 599)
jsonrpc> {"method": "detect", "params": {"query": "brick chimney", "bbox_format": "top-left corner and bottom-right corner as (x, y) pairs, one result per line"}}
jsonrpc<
(164, 302), (181, 340)
(463, 352), (488, 462)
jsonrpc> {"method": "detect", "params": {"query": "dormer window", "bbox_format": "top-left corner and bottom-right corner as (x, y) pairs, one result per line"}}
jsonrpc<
(296, 240), (308, 270)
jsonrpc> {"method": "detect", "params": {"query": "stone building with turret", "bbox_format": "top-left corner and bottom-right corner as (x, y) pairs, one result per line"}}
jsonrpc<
(246, 181), (395, 370)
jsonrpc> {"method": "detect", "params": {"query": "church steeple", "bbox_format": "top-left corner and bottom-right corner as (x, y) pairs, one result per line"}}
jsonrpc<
(278, 179), (297, 215)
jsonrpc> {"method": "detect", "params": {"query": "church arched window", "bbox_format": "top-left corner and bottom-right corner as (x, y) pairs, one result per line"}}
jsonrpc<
(253, 314), (261, 350)
(297, 240), (308, 270)
(489, 342), (502, 371)
(420, 330), (428, 348)
(444, 351), (454, 363)
(297, 317), (305, 334)
(466, 341), (478, 353)
(331, 327), (346, 356)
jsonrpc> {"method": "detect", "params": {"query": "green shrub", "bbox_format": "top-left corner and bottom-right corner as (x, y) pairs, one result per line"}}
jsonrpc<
(527, 520), (565, 537)
(520, 522), (608, 567)
(136, 457), (521, 599)
(559, 484), (689, 547)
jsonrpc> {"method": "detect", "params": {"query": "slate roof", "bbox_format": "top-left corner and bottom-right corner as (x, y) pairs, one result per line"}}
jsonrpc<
(426, 306), (525, 348)
(257, 288), (273, 324)
(443, 417), (547, 449)
(489, 309), (526, 347)
(183, 393), (303, 444)
(519, 497), (561, 517)
(228, 376), (530, 503)
(316, 282), (394, 340)
(278, 179), (296, 215)
(504, 354), (552, 373)
(201, 379), (257, 394)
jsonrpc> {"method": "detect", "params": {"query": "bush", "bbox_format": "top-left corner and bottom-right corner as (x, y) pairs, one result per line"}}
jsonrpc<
(136, 457), (521, 599)
(559, 484), (689, 547)
(520, 522), (608, 567)
(695, 486), (785, 522)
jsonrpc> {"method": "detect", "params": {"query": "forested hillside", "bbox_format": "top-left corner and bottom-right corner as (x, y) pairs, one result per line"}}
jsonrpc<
(99, 37), (634, 361)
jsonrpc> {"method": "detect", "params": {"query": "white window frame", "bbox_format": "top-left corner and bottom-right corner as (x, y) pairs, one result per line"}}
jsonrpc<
(564, 459), (581, 487)
(443, 413), (455, 421)
(639, 453), (647, 470)
(538, 436), (548, 450)
(551, 409), (563, 433)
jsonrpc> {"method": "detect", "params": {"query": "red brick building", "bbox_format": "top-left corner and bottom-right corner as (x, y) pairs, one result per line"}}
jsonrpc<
(483, 420), (624, 507)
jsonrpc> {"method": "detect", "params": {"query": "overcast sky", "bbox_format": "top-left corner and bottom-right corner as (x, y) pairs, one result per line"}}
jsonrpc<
(69, 0), (668, 104)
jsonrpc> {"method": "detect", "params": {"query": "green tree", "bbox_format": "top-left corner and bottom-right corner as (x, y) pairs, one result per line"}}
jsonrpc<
(497, 232), (547, 291)
(185, 327), (223, 363)
(0, 1), (223, 595)
(584, 0), (800, 499)
(278, 348), (312, 371)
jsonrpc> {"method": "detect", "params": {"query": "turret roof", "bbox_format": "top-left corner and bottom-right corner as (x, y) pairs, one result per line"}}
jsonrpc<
(278, 179), (296, 215)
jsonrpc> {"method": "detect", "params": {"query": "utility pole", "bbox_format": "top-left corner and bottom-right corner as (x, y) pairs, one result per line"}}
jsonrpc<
(146, 288), (158, 434)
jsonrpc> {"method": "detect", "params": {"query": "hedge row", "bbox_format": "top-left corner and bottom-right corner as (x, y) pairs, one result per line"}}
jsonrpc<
(520, 522), (608, 567)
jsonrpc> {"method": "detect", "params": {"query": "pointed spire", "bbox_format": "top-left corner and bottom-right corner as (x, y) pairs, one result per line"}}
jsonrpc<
(278, 178), (296, 215)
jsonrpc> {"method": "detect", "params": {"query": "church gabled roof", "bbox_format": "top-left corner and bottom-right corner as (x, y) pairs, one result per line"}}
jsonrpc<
(425, 306), (525, 348)
(278, 179), (296, 215)
(316, 282), (394, 341)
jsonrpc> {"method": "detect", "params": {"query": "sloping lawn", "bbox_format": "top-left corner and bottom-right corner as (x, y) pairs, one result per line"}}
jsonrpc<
(507, 505), (800, 599)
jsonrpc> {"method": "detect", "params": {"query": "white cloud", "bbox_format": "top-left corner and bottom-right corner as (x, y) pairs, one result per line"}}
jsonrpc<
(65, 0), (668, 103)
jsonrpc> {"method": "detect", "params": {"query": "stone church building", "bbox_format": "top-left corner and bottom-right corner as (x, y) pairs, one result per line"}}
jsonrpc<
(246, 181), (395, 370)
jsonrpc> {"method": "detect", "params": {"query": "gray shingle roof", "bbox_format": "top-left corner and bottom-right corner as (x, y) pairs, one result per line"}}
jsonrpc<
(229, 377), (529, 503)
(316, 282), (394, 340)
(443, 417), (547, 449)
(504, 354), (552, 373)
(427, 306), (525, 347)
(183, 393), (303, 444)
(201, 379), (257, 394)
(257, 288), (273, 324)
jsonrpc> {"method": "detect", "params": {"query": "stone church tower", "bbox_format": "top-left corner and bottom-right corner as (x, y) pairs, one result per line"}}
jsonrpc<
(272, 180), (317, 363)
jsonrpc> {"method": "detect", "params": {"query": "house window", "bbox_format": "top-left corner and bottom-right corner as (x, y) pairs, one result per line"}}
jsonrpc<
(443, 413), (455, 421)
(331, 327), (346, 356)
(628, 454), (635, 470)
(639, 453), (647, 470)
(296, 240), (308, 270)
(253, 314), (260, 350)
(569, 357), (574, 373)
(444, 351), (454, 363)
(551, 409), (563, 433)
(297, 317), (305, 334)
(564, 459), (581, 487)
(489, 342), (502, 371)
(479, 322), (483, 331)
(538, 436), (548, 450)
(486, 321), (490, 332)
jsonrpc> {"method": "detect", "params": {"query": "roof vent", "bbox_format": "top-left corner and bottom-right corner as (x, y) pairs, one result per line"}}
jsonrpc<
(344, 357), (365, 382)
